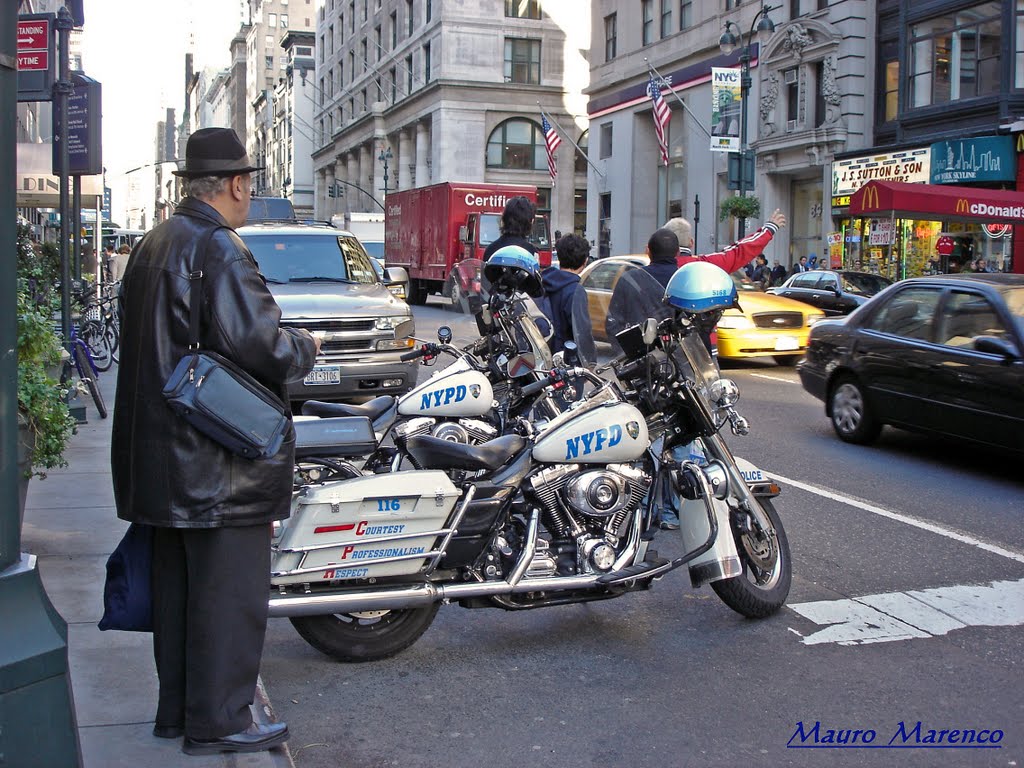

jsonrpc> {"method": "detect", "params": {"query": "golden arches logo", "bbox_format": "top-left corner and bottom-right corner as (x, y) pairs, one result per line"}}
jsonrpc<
(955, 198), (970, 214)
(862, 185), (880, 209)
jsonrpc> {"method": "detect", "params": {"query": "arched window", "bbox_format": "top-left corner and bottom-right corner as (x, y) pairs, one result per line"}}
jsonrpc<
(574, 129), (589, 174)
(486, 118), (545, 170)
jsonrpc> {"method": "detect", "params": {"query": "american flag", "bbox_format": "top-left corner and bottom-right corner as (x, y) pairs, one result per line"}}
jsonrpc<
(647, 75), (671, 166)
(542, 114), (562, 183)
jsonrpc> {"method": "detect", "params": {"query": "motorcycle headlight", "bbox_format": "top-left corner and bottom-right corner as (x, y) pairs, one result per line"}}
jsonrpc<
(708, 378), (740, 408)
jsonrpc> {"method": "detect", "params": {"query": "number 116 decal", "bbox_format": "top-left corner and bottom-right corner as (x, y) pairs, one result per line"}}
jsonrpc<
(376, 498), (402, 512)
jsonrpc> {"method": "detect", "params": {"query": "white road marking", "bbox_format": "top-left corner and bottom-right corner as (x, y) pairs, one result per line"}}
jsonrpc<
(766, 471), (1024, 565)
(749, 373), (796, 384)
(790, 577), (1024, 646)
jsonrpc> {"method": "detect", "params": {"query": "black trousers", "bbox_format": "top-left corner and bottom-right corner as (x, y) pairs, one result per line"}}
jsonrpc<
(151, 523), (272, 740)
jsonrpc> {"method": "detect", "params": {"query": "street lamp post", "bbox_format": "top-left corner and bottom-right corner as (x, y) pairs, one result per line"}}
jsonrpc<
(378, 147), (393, 199)
(719, 5), (777, 238)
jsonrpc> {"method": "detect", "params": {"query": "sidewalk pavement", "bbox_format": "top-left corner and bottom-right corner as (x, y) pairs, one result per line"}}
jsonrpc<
(19, 369), (295, 768)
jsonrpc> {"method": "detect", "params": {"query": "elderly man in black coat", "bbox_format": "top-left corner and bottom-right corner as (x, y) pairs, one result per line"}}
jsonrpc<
(112, 128), (318, 756)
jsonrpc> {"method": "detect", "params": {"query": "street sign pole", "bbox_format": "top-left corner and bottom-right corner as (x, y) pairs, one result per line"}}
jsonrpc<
(1, 4), (83, 766)
(56, 7), (72, 346)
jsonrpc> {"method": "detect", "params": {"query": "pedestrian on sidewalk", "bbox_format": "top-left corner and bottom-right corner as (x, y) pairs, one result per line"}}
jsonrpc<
(111, 127), (319, 756)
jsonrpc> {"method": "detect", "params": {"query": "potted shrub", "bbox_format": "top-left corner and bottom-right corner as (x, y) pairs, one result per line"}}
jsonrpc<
(719, 194), (762, 223)
(15, 224), (76, 523)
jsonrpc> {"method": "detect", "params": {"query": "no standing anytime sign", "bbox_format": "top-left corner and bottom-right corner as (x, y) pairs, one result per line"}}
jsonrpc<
(17, 14), (56, 103)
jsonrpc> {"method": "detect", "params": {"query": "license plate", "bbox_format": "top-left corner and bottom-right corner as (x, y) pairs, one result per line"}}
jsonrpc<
(304, 366), (341, 385)
(774, 337), (799, 351)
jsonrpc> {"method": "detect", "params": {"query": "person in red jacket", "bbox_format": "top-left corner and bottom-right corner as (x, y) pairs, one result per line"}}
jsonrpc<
(663, 209), (787, 275)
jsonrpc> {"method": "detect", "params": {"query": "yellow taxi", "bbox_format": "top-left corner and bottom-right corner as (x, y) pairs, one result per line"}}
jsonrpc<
(578, 256), (824, 365)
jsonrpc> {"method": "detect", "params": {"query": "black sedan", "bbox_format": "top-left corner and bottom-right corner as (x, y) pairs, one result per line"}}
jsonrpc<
(768, 270), (893, 316)
(798, 274), (1024, 452)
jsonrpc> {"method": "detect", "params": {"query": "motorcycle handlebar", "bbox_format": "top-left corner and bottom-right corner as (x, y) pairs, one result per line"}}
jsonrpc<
(400, 345), (431, 361)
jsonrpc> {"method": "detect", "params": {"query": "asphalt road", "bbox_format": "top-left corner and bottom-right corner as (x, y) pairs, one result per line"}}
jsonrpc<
(261, 301), (1024, 768)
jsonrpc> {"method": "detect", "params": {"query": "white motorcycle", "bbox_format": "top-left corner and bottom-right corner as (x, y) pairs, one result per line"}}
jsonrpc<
(268, 269), (791, 661)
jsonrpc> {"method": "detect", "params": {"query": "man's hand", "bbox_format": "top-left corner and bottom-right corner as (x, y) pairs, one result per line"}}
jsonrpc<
(309, 331), (323, 355)
(769, 209), (787, 229)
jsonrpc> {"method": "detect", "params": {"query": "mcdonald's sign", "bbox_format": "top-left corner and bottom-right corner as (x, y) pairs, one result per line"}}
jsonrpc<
(862, 185), (880, 210)
(955, 198), (970, 215)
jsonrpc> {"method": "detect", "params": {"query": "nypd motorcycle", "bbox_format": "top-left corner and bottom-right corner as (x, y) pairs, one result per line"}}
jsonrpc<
(292, 256), (585, 483)
(267, 258), (791, 662)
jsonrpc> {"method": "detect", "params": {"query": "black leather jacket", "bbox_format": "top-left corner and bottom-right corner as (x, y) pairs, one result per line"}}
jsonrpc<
(111, 197), (316, 528)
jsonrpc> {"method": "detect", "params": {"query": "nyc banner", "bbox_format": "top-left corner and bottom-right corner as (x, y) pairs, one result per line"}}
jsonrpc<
(710, 67), (741, 153)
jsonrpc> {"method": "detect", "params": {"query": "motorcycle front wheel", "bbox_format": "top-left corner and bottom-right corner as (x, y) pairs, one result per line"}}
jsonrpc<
(289, 604), (440, 662)
(711, 498), (791, 618)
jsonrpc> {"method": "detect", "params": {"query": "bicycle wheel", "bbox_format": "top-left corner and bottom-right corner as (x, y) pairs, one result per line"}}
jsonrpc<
(73, 344), (107, 419)
(80, 320), (113, 372)
(104, 316), (120, 363)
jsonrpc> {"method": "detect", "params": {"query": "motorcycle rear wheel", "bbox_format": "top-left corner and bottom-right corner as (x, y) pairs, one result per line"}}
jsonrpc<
(289, 604), (440, 662)
(711, 498), (791, 618)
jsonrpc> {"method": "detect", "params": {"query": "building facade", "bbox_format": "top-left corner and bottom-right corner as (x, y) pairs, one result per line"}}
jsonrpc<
(826, 0), (1024, 276)
(586, 0), (871, 266)
(311, 0), (591, 236)
(245, 0), (316, 165)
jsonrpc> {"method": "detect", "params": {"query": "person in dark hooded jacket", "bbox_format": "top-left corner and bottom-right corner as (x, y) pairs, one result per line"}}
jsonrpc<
(540, 233), (594, 363)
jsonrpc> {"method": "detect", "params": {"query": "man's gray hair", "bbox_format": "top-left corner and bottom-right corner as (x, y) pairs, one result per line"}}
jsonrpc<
(663, 217), (693, 249)
(184, 175), (230, 200)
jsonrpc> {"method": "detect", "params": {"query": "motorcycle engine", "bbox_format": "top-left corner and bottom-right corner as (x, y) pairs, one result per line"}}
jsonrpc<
(527, 463), (651, 566)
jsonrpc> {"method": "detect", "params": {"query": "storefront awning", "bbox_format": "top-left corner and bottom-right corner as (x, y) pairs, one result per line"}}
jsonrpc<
(850, 180), (1024, 224)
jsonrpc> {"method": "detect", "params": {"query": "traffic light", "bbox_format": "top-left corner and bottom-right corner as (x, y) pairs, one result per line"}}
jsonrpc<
(328, 185), (336, 198)
(327, 183), (343, 198)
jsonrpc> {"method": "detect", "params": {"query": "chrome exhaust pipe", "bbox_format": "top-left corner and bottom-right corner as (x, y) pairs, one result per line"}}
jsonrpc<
(268, 573), (612, 618)
(268, 583), (439, 618)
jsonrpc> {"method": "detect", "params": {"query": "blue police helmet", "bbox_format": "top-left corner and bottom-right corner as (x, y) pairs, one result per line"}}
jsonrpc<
(484, 245), (544, 297)
(665, 261), (738, 313)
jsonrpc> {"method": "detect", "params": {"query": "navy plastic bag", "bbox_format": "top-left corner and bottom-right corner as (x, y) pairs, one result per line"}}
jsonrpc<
(98, 523), (154, 632)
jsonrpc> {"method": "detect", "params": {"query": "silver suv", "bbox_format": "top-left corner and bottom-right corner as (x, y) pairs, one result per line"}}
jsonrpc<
(238, 222), (416, 402)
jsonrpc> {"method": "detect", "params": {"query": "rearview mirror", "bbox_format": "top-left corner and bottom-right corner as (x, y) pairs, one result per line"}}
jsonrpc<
(383, 266), (409, 284)
(458, 225), (469, 242)
(437, 325), (453, 344)
(507, 354), (536, 377)
(642, 318), (658, 345)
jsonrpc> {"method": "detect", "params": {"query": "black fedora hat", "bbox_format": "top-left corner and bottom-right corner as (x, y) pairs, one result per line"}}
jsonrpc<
(173, 127), (264, 178)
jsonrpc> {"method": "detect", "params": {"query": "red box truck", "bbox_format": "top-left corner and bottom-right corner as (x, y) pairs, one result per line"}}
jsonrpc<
(384, 181), (552, 305)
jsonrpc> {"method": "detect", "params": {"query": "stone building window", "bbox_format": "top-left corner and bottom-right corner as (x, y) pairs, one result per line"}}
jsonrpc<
(505, 0), (541, 19)
(575, 130), (589, 174)
(679, 0), (692, 29)
(642, 0), (654, 46)
(605, 14), (617, 61)
(504, 38), (541, 84)
(486, 118), (546, 170)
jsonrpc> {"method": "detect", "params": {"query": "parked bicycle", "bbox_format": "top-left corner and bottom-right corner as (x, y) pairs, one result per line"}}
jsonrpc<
(57, 318), (108, 419)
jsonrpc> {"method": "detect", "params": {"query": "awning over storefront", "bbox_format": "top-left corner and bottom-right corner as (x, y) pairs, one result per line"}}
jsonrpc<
(850, 180), (1024, 224)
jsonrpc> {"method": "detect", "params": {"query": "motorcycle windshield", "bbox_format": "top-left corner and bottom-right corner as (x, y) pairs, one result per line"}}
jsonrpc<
(460, 257), (554, 370)
(569, 286), (597, 366)
(609, 268), (723, 423)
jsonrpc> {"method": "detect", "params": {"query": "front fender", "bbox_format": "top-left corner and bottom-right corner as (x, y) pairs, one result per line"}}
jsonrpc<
(734, 455), (781, 498)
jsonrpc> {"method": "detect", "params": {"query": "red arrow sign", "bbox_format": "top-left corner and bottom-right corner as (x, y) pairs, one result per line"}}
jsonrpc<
(17, 20), (49, 51)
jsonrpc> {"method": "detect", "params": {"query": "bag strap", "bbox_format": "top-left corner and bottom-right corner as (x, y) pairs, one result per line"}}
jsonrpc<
(187, 226), (229, 351)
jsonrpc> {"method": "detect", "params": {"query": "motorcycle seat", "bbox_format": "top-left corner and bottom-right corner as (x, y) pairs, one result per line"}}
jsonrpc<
(404, 433), (527, 472)
(301, 396), (398, 429)
(294, 416), (378, 458)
